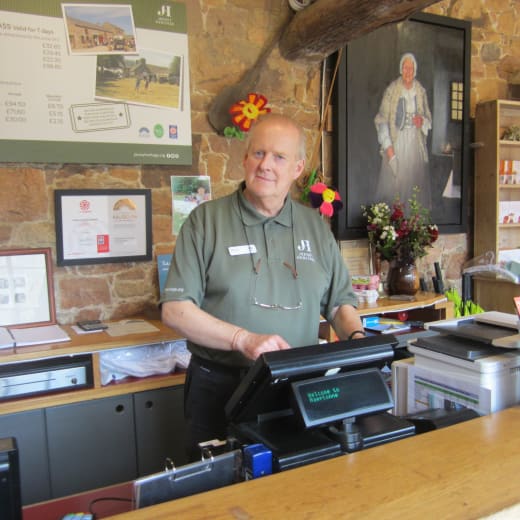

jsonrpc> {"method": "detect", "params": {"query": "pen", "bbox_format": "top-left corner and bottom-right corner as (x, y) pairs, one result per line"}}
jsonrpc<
(7, 328), (16, 348)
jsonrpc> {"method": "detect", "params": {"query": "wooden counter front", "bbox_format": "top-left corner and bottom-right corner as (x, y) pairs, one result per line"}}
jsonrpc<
(106, 407), (520, 520)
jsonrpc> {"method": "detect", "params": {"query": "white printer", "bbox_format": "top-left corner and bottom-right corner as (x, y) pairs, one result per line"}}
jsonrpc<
(392, 311), (520, 416)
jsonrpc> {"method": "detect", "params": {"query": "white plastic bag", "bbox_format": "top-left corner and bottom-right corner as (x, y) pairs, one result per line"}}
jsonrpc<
(463, 251), (520, 284)
(99, 340), (189, 385)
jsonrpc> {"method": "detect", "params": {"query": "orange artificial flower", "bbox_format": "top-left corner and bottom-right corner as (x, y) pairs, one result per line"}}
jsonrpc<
(229, 93), (271, 132)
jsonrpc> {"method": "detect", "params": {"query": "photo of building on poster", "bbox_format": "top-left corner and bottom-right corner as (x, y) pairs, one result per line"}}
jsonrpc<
(0, 1), (192, 165)
(171, 176), (211, 235)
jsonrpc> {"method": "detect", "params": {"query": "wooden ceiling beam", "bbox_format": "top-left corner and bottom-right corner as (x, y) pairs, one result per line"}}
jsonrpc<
(279, 0), (440, 62)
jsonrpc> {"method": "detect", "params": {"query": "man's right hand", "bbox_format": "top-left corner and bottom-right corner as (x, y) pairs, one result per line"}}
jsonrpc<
(162, 300), (291, 362)
(233, 330), (291, 361)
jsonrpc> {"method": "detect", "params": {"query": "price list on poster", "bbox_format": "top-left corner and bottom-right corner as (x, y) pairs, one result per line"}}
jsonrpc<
(0, 1), (192, 165)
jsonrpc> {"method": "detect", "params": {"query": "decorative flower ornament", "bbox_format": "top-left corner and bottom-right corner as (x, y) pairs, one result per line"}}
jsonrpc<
(309, 182), (343, 217)
(224, 93), (271, 140)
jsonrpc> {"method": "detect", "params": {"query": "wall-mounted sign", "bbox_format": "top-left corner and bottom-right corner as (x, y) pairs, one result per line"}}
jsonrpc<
(0, 1), (192, 165)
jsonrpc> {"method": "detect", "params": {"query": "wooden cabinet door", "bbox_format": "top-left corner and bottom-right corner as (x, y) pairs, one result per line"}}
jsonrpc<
(46, 395), (137, 498)
(0, 410), (50, 505)
(134, 385), (188, 476)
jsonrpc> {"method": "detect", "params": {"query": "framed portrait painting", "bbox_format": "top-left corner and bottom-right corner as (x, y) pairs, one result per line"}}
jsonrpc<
(333, 13), (472, 239)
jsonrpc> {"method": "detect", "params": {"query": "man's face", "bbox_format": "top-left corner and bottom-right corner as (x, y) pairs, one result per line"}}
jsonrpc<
(243, 120), (305, 210)
(401, 58), (415, 87)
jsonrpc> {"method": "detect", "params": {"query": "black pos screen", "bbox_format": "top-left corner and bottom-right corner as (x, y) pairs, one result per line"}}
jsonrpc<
(291, 367), (393, 428)
(226, 335), (397, 428)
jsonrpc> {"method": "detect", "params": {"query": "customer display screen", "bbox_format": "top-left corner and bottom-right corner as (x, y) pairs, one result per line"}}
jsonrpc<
(291, 368), (393, 428)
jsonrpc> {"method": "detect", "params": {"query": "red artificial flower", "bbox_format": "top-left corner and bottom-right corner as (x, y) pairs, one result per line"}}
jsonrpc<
(309, 182), (343, 217)
(229, 93), (271, 132)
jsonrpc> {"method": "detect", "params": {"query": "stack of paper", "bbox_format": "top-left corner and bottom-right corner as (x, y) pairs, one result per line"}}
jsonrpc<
(0, 324), (70, 348)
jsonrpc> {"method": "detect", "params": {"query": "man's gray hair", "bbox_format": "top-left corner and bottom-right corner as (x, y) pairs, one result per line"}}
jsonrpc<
(247, 113), (306, 161)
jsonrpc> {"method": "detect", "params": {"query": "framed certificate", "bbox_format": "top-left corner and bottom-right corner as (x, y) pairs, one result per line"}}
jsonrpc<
(55, 189), (152, 266)
(0, 248), (56, 328)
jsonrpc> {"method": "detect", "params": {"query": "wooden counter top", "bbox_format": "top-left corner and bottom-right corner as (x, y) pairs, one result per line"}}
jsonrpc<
(106, 406), (520, 519)
(0, 293), (448, 366)
(0, 319), (186, 415)
(1, 295), (451, 414)
(356, 291), (451, 317)
(0, 319), (183, 364)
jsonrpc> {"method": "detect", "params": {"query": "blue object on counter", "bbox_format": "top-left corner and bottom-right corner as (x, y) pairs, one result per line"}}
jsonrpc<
(243, 443), (272, 480)
(362, 316), (379, 327)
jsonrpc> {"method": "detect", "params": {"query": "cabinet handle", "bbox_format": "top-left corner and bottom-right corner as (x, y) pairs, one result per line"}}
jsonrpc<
(145, 400), (154, 409)
(115, 404), (125, 413)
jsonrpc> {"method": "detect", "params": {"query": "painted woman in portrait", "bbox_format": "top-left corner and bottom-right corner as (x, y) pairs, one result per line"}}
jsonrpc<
(374, 52), (432, 207)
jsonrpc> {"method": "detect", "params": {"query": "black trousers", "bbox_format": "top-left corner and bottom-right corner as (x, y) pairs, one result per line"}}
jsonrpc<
(184, 355), (247, 462)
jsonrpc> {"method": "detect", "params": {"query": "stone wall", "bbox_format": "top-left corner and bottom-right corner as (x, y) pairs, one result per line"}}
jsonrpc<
(0, 0), (518, 324)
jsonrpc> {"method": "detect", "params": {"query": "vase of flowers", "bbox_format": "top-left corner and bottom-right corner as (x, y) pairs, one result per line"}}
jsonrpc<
(362, 187), (439, 295)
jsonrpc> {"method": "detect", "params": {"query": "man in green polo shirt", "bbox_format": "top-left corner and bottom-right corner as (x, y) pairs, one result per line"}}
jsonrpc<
(161, 113), (365, 460)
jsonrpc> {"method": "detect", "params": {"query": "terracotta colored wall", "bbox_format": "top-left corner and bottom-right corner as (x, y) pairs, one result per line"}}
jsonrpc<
(0, 0), (517, 324)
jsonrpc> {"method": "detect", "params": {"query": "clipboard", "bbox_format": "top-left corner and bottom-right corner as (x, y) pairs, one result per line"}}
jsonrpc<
(133, 449), (242, 509)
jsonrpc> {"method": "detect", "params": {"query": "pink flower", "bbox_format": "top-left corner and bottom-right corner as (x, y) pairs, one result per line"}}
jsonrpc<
(309, 182), (343, 217)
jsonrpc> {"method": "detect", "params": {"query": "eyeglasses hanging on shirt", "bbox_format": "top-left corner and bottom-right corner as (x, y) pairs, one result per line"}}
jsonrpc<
(251, 259), (303, 311)
(238, 194), (303, 311)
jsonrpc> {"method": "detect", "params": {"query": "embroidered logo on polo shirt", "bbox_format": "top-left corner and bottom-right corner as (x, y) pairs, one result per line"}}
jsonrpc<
(296, 239), (315, 262)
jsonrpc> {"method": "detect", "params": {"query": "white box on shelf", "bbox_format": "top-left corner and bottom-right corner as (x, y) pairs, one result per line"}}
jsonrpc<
(499, 200), (511, 223)
(498, 249), (520, 263)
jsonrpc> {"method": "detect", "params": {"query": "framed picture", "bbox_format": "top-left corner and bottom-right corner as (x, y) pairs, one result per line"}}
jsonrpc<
(0, 248), (56, 328)
(171, 175), (212, 235)
(333, 13), (472, 239)
(55, 189), (152, 266)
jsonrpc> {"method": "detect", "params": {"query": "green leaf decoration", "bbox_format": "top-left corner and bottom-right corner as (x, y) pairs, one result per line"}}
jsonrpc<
(445, 288), (484, 317)
(301, 168), (319, 204)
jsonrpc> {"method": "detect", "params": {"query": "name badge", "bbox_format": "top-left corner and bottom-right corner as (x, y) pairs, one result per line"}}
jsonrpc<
(228, 244), (257, 256)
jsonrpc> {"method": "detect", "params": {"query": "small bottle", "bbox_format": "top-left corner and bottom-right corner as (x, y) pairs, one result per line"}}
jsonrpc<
(506, 160), (514, 184)
(499, 159), (506, 184)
